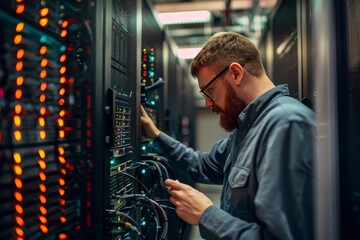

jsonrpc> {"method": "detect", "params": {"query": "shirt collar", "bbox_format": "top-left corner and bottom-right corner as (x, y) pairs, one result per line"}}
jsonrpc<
(238, 84), (290, 131)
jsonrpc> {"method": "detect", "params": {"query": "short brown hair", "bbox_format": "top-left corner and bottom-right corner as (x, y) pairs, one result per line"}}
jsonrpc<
(190, 32), (265, 78)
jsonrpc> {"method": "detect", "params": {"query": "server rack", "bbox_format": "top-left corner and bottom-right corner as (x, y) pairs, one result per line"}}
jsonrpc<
(0, 1), (95, 239)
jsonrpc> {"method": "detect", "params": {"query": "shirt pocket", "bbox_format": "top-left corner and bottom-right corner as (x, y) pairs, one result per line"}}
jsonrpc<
(228, 165), (250, 188)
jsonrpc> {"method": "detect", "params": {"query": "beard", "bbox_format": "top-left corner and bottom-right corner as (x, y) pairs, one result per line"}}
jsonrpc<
(212, 82), (246, 131)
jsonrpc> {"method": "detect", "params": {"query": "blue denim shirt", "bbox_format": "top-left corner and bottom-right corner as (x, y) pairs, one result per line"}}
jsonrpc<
(153, 85), (315, 240)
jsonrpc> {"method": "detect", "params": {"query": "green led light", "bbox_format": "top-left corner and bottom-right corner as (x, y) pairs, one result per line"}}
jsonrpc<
(60, 45), (66, 52)
(141, 169), (146, 174)
(110, 159), (115, 165)
(141, 146), (146, 151)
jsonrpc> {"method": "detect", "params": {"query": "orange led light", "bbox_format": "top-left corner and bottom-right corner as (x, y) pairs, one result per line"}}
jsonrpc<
(59, 199), (66, 206)
(16, 22), (24, 32)
(16, 76), (24, 86)
(14, 165), (23, 175)
(15, 104), (22, 114)
(39, 206), (47, 215)
(15, 216), (24, 226)
(14, 191), (23, 202)
(38, 159), (46, 169)
(39, 130), (46, 140)
(40, 59), (48, 67)
(39, 224), (48, 233)
(15, 89), (22, 99)
(16, 4), (25, 14)
(39, 195), (47, 204)
(59, 110), (65, 117)
(15, 61), (23, 71)
(15, 204), (24, 214)
(57, 118), (64, 127)
(40, 107), (46, 115)
(59, 216), (67, 223)
(59, 130), (65, 138)
(14, 115), (21, 127)
(59, 178), (65, 186)
(14, 130), (22, 141)
(39, 46), (47, 55)
(60, 168), (67, 175)
(61, 20), (69, 28)
(38, 149), (46, 159)
(58, 156), (66, 164)
(39, 94), (46, 103)
(59, 54), (66, 63)
(39, 184), (46, 192)
(38, 117), (45, 127)
(58, 147), (65, 155)
(14, 227), (24, 237)
(39, 18), (48, 27)
(59, 88), (66, 96)
(14, 178), (23, 188)
(59, 233), (67, 239)
(39, 8), (49, 17)
(40, 70), (47, 79)
(39, 215), (48, 224)
(59, 189), (65, 196)
(58, 98), (65, 106)
(40, 82), (47, 91)
(13, 152), (22, 164)
(14, 35), (22, 44)
(59, 66), (66, 74)
(59, 76), (66, 83)
(16, 49), (24, 59)
(60, 30), (68, 38)
(39, 172), (46, 181)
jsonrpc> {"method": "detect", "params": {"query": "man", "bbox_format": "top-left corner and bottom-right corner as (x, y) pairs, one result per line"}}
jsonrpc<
(141, 32), (315, 239)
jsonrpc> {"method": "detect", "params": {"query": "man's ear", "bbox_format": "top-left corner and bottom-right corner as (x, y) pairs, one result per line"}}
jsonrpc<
(229, 63), (243, 86)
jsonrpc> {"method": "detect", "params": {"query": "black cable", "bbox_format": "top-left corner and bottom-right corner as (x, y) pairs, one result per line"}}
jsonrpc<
(117, 194), (168, 240)
(112, 171), (152, 197)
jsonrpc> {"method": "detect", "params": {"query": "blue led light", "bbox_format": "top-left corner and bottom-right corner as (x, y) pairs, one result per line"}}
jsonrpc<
(141, 169), (146, 174)
(40, 36), (47, 43)
(141, 146), (146, 151)
(60, 45), (66, 52)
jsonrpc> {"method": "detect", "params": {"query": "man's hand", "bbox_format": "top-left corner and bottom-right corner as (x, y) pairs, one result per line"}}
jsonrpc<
(140, 105), (160, 140)
(165, 179), (213, 225)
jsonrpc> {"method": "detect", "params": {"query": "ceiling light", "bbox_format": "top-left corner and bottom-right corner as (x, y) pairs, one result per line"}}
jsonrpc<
(158, 11), (211, 25)
(177, 47), (202, 60)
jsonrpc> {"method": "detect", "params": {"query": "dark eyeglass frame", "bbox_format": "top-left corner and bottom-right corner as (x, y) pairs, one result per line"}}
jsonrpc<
(199, 65), (230, 102)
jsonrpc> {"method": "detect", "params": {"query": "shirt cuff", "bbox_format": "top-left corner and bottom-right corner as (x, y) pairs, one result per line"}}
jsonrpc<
(199, 205), (225, 239)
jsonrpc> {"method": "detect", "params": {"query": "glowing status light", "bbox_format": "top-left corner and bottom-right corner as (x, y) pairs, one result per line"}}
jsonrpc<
(15, 216), (24, 226)
(38, 160), (46, 170)
(39, 94), (46, 103)
(14, 178), (23, 188)
(40, 70), (47, 78)
(40, 82), (47, 91)
(149, 56), (155, 62)
(39, 46), (47, 55)
(150, 100), (155, 105)
(39, 224), (48, 233)
(59, 55), (66, 62)
(141, 146), (146, 151)
(58, 147), (65, 155)
(38, 117), (45, 127)
(39, 195), (47, 204)
(40, 59), (48, 67)
(14, 227), (24, 237)
(61, 20), (69, 28)
(39, 18), (48, 27)
(110, 159), (115, 165)
(40, 107), (47, 115)
(39, 8), (49, 17)
(14, 130), (22, 141)
(141, 169), (146, 174)
(13, 152), (22, 163)
(16, 76), (24, 86)
(13, 165), (23, 175)
(14, 35), (22, 45)
(15, 104), (22, 114)
(60, 45), (66, 52)
(15, 61), (23, 71)
(15, 4), (25, 14)
(38, 149), (46, 159)
(59, 216), (67, 223)
(40, 35), (47, 43)
(58, 156), (66, 164)
(14, 192), (23, 202)
(39, 206), (47, 215)
(13, 115), (21, 127)
(15, 204), (24, 214)
(16, 49), (24, 59)
(16, 22), (24, 32)
(60, 30), (68, 38)
(39, 172), (47, 181)
(59, 233), (68, 239)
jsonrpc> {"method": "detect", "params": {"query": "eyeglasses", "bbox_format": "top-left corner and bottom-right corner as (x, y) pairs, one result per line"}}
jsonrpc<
(199, 65), (229, 102)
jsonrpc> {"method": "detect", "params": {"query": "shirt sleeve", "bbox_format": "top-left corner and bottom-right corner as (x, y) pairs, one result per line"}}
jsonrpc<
(152, 131), (230, 184)
(198, 121), (315, 240)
